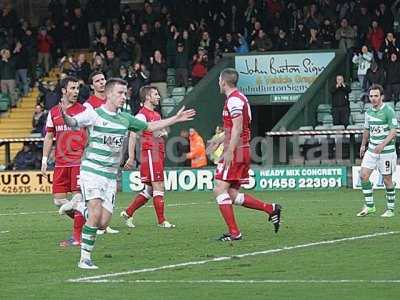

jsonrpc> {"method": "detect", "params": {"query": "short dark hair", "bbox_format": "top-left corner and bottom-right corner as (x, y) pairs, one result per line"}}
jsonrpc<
(220, 68), (239, 87)
(105, 78), (128, 93)
(139, 85), (158, 103)
(89, 70), (105, 84)
(369, 84), (384, 96)
(60, 76), (79, 90)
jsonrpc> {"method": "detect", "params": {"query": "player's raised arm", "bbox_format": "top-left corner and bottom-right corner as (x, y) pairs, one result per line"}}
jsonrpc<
(60, 101), (97, 129)
(146, 106), (196, 132)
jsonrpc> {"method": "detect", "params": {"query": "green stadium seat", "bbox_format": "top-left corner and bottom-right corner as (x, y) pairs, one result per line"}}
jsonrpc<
(351, 113), (364, 124)
(317, 113), (333, 124)
(161, 105), (175, 116)
(315, 124), (331, 130)
(317, 104), (331, 113)
(350, 102), (363, 113)
(167, 76), (176, 86)
(351, 81), (361, 89)
(171, 87), (186, 96)
(162, 97), (176, 106)
(0, 93), (10, 112)
(186, 87), (193, 94)
(298, 126), (313, 131)
(395, 102), (400, 111)
(172, 95), (184, 104)
(347, 124), (363, 130)
(167, 68), (176, 76)
(331, 125), (345, 130)
(0, 101), (9, 112)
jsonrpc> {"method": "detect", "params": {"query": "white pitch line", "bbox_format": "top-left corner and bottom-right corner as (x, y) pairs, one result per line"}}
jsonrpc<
(0, 230), (9, 234)
(82, 279), (400, 284)
(0, 210), (57, 216)
(0, 202), (208, 217)
(68, 231), (399, 283)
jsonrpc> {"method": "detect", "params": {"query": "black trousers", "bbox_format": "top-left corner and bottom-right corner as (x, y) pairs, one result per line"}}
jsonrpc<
(332, 106), (350, 126)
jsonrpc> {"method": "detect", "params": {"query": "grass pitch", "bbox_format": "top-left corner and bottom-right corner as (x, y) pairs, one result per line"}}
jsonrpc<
(1, 189), (400, 299)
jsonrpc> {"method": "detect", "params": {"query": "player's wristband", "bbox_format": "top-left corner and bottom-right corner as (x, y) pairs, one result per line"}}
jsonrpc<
(42, 156), (48, 164)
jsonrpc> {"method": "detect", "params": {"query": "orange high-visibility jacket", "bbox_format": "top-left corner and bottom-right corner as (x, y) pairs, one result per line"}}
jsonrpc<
(186, 130), (207, 168)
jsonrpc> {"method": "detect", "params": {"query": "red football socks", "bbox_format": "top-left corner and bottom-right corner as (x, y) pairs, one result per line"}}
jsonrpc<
(73, 211), (85, 243)
(218, 204), (240, 237)
(126, 193), (149, 217)
(243, 194), (274, 214)
(153, 191), (165, 224)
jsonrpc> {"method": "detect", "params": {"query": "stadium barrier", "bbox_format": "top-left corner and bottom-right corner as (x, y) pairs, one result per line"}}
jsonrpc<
(122, 166), (347, 192)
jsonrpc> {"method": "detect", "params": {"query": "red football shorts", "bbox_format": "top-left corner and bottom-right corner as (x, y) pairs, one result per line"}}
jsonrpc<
(140, 149), (165, 183)
(215, 147), (250, 188)
(52, 166), (80, 194)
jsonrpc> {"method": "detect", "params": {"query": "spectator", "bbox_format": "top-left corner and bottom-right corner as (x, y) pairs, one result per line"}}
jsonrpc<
(91, 52), (105, 72)
(37, 27), (54, 75)
(251, 29), (273, 52)
(207, 125), (224, 165)
(355, 5), (372, 44)
(32, 104), (46, 134)
(335, 18), (355, 52)
(0, 48), (18, 107)
(12, 142), (36, 170)
(138, 22), (152, 62)
(381, 32), (400, 61)
(70, 7), (89, 48)
(392, 0), (400, 35)
(320, 18), (335, 49)
(383, 52), (400, 103)
(115, 32), (134, 67)
(274, 29), (291, 51)
(85, 0), (105, 42)
(375, 3), (394, 34)
(330, 75), (351, 126)
(235, 33), (249, 53)
(103, 48), (121, 78)
(366, 61), (386, 88)
(191, 47), (208, 84)
(221, 33), (237, 53)
(307, 27), (322, 50)
(352, 45), (374, 92)
(151, 21), (166, 55)
(38, 80), (59, 110)
(149, 50), (167, 99)
(367, 20), (385, 60)
(292, 22), (308, 50)
(166, 24), (179, 68)
(13, 41), (30, 97)
(176, 129), (190, 167)
(68, 53), (91, 83)
(186, 128), (207, 168)
(128, 63), (149, 114)
(175, 42), (189, 88)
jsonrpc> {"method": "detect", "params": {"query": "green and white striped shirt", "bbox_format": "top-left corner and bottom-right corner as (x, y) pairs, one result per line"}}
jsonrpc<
(364, 103), (397, 154)
(75, 106), (148, 179)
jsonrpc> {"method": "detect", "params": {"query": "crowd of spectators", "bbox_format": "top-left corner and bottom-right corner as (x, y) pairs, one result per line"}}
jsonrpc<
(3, 1), (400, 169)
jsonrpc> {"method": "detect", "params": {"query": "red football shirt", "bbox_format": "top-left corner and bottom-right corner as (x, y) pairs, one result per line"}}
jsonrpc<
(84, 95), (106, 110)
(46, 102), (87, 167)
(222, 89), (252, 151)
(136, 106), (165, 153)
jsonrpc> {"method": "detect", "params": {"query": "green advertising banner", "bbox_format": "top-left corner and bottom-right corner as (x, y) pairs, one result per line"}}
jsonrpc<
(122, 166), (347, 192)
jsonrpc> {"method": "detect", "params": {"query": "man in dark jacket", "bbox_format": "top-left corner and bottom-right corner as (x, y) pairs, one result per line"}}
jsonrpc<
(366, 61), (385, 88)
(330, 74), (351, 126)
(384, 52), (400, 103)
